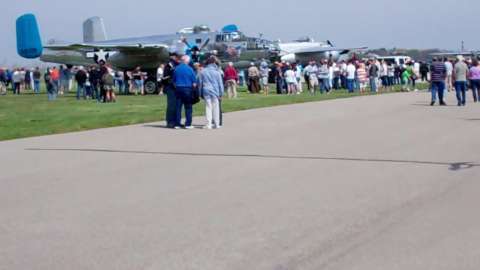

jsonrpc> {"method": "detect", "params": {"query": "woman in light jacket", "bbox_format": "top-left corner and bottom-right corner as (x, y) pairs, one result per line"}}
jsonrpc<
(198, 56), (224, 129)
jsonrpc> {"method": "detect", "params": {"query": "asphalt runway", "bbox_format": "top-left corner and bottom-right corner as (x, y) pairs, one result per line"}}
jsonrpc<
(1, 91), (480, 270)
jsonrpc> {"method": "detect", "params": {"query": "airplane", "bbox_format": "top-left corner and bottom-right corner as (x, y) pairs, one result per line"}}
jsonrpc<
(17, 14), (281, 93)
(277, 37), (367, 64)
(430, 51), (479, 59)
(16, 13), (366, 94)
(429, 41), (479, 59)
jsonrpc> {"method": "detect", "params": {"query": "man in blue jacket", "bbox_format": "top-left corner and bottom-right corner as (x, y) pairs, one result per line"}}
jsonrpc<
(173, 55), (197, 129)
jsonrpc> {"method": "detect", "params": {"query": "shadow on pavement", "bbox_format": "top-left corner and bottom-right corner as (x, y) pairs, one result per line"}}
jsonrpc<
(25, 148), (479, 171)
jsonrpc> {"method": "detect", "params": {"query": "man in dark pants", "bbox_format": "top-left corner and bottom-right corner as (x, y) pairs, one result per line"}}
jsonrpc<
(162, 53), (179, 128)
(88, 66), (101, 102)
(173, 55), (197, 129)
(430, 57), (447, 106)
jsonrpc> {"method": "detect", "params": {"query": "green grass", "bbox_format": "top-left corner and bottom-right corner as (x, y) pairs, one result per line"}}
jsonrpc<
(0, 84), (423, 141)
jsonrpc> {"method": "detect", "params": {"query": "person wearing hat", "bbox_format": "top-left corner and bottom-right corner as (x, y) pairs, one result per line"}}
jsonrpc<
(259, 61), (271, 95)
(454, 55), (469, 106)
(247, 62), (260, 93)
(163, 52), (180, 128)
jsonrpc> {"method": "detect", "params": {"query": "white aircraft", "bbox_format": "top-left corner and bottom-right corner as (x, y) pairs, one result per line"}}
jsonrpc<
(277, 37), (367, 63)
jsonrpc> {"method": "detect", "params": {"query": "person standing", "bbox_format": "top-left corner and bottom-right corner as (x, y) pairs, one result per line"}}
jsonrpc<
(32, 67), (41, 94)
(259, 62), (270, 95)
(387, 62), (395, 91)
(413, 61), (420, 84)
(0, 68), (6, 95)
(401, 64), (413, 92)
(156, 64), (164, 95)
(346, 61), (356, 93)
(284, 66), (297, 95)
(162, 53), (179, 128)
(198, 56), (224, 129)
(274, 62), (284, 94)
(304, 61), (319, 94)
(430, 57), (447, 106)
(317, 60), (329, 94)
(453, 55), (469, 106)
(75, 67), (88, 100)
(88, 66), (101, 101)
(444, 58), (453, 92)
(102, 67), (116, 102)
(173, 55), (197, 129)
(132, 67), (144, 95)
(368, 59), (379, 93)
(296, 64), (304, 93)
(58, 65), (65, 95)
(224, 62), (239, 98)
(115, 70), (125, 95)
(247, 63), (260, 93)
(420, 62), (429, 82)
(24, 69), (31, 90)
(44, 68), (56, 101)
(469, 58), (480, 103)
(356, 63), (368, 93)
(380, 60), (388, 92)
(12, 69), (22, 95)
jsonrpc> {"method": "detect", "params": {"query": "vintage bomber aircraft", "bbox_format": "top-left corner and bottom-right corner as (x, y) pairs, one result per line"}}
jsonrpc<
(16, 14), (278, 93)
(16, 14), (366, 93)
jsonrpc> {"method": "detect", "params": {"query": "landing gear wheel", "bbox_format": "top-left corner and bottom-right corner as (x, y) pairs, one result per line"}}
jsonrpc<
(144, 80), (157, 95)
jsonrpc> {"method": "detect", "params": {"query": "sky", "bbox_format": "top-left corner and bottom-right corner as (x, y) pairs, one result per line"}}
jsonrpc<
(1, 0), (478, 66)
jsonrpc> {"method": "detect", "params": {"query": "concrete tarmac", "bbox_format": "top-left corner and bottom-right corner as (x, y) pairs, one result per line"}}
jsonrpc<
(1, 91), (480, 270)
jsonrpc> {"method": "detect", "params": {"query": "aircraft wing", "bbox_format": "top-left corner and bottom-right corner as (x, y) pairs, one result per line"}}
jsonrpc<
(293, 46), (368, 55)
(430, 51), (477, 57)
(44, 43), (170, 52)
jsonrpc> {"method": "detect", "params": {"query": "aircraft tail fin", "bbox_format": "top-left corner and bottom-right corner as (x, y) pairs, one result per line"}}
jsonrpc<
(83, 16), (107, 43)
(16, 14), (43, 59)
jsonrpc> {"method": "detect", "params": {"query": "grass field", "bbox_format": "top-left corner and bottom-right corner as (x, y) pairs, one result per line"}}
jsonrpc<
(0, 84), (424, 141)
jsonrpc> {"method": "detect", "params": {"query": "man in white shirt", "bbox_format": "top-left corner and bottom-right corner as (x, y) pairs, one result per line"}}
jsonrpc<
(346, 62), (356, 93)
(303, 61), (319, 94)
(13, 69), (24, 94)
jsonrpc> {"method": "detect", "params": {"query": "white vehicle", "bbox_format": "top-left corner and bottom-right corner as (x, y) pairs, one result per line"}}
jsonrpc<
(376, 56), (412, 66)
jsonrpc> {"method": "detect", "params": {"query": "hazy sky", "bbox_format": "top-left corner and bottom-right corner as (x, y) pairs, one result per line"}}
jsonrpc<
(2, 0), (478, 65)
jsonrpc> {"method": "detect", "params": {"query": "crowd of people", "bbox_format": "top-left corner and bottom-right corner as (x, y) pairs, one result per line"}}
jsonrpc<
(428, 55), (480, 106)
(2, 54), (480, 128)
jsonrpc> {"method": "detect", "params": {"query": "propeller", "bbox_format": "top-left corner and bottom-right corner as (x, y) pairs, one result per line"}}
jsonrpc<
(182, 37), (211, 53)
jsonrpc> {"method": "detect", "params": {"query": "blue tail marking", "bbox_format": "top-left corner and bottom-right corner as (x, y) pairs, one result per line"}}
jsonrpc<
(16, 13), (43, 59)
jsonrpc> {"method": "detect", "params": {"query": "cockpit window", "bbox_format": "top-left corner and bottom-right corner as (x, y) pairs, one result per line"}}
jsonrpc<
(216, 32), (244, 43)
